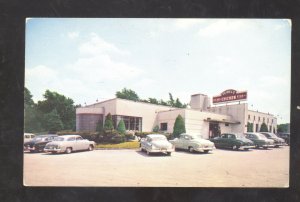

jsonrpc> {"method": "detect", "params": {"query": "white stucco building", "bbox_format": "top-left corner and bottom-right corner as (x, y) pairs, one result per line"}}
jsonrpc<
(76, 93), (277, 139)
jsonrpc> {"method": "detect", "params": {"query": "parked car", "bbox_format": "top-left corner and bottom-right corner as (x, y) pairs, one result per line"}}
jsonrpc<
(44, 135), (95, 154)
(140, 134), (175, 156)
(260, 132), (285, 148)
(210, 133), (254, 151)
(24, 134), (58, 152)
(244, 132), (275, 149)
(169, 133), (215, 153)
(276, 133), (290, 145)
(24, 133), (36, 143)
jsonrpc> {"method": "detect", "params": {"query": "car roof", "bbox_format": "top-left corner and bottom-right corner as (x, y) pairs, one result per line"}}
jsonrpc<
(147, 134), (166, 138)
(59, 134), (81, 138)
(38, 134), (58, 137)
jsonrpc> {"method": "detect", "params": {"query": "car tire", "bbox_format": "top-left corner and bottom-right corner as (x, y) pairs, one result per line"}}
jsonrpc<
(146, 150), (150, 155)
(203, 150), (209, 154)
(167, 152), (171, 156)
(232, 145), (238, 150)
(141, 147), (145, 152)
(188, 147), (194, 153)
(65, 147), (72, 154)
(88, 145), (94, 151)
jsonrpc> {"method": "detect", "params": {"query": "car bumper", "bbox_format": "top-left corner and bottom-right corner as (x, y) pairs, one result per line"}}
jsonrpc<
(24, 146), (36, 151)
(194, 146), (215, 152)
(147, 148), (175, 153)
(239, 145), (255, 149)
(260, 144), (274, 148)
(44, 148), (64, 153)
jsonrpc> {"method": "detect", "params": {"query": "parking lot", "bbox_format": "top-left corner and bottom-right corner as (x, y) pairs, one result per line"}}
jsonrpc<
(24, 146), (289, 187)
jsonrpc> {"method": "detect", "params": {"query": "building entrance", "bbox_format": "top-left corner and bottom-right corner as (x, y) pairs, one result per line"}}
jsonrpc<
(209, 122), (221, 138)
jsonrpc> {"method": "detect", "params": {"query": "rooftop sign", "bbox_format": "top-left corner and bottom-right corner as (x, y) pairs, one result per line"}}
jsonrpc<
(213, 89), (247, 104)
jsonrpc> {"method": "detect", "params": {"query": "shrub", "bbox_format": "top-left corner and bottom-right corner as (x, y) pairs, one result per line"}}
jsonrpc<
(117, 119), (126, 134)
(104, 113), (114, 131)
(173, 115), (186, 138)
(152, 125), (159, 132)
(260, 122), (269, 132)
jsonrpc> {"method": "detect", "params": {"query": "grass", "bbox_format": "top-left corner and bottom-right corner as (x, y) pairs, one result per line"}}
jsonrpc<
(95, 141), (140, 149)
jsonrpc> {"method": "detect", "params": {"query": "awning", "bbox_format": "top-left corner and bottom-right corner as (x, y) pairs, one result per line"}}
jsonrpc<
(204, 118), (240, 124)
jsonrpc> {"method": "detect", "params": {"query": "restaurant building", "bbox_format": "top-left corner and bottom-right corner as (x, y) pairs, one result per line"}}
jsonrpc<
(76, 89), (277, 139)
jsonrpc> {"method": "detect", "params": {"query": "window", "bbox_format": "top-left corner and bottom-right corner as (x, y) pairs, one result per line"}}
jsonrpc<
(254, 116), (255, 121)
(112, 115), (142, 131)
(225, 123), (229, 126)
(256, 124), (259, 132)
(267, 118), (269, 123)
(160, 123), (168, 131)
(68, 137), (75, 141)
(248, 115), (250, 120)
(258, 117), (260, 121)
(76, 137), (83, 141)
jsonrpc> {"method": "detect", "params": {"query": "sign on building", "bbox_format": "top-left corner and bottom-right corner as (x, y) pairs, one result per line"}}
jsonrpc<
(213, 89), (247, 104)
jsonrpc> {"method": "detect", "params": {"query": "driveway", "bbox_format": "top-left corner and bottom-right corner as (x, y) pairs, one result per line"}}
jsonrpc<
(24, 146), (289, 187)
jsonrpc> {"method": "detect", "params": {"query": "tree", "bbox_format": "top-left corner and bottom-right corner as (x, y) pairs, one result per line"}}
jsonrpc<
(173, 115), (186, 138)
(117, 119), (126, 134)
(37, 90), (76, 130)
(277, 123), (289, 133)
(116, 88), (139, 101)
(168, 93), (175, 106)
(247, 122), (253, 132)
(148, 98), (159, 104)
(104, 113), (114, 131)
(260, 122), (268, 132)
(43, 109), (63, 133)
(24, 87), (43, 132)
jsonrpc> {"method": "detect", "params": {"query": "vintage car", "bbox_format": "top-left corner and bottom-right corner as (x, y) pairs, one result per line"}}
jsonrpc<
(260, 132), (285, 148)
(210, 133), (254, 150)
(277, 133), (290, 145)
(24, 133), (36, 143)
(24, 134), (58, 152)
(244, 132), (275, 149)
(140, 134), (175, 156)
(44, 135), (95, 154)
(169, 133), (215, 153)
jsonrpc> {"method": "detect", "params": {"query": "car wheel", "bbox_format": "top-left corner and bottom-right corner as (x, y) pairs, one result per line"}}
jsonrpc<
(146, 150), (150, 155)
(65, 147), (72, 154)
(232, 145), (238, 150)
(88, 145), (94, 151)
(140, 147), (145, 152)
(244, 148), (249, 151)
(203, 150), (209, 154)
(188, 147), (194, 153)
(167, 152), (171, 156)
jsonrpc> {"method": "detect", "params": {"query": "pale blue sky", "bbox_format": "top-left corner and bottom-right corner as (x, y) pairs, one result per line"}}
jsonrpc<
(25, 18), (291, 123)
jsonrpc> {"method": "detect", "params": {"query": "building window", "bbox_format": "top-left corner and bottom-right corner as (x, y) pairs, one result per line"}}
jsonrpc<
(112, 115), (142, 131)
(267, 118), (269, 123)
(258, 117), (260, 122)
(256, 124), (259, 132)
(160, 123), (168, 131)
(248, 115), (250, 120)
(225, 123), (229, 127)
(254, 116), (255, 121)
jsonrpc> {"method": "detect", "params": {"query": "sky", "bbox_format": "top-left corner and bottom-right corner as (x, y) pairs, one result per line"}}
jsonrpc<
(25, 18), (291, 124)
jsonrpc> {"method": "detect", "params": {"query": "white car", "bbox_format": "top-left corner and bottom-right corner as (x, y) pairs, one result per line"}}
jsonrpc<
(24, 133), (35, 143)
(44, 135), (95, 154)
(140, 134), (175, 156)
(170, 133), (215, 153)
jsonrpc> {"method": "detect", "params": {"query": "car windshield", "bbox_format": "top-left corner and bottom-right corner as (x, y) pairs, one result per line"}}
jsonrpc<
(53, 137), (65, 141)
(32, 136), (46, 141)
(150, 136), (166, 141)
(268, 133), (278, 138)
(235, 133), (246, 139)
(257, 133), (268, 139)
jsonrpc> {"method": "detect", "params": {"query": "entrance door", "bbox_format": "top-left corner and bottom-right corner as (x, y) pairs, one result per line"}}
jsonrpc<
(209, 122), (220, 138)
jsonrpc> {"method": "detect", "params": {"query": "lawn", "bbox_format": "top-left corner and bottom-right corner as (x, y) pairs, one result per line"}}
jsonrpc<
(95, 141), (140, 149)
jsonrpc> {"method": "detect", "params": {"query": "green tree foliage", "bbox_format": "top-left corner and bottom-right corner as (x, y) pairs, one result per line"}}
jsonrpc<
(116, 88), (139, 101)
(24, 87), (43, 132)
(152, 125), (159, 132)
(148, 98), (159, 104)
(277, 123), (289, 133)
(173, 115), (186, 138)
(168, 93), (175, 106)
(104, 113), (114, 131)
(247, 122), (253, 132)
(117, 119), (126, 134)
(37, 90), (76, 130)
(260, 122), (269, 132)
(43, 109), (63, 133)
